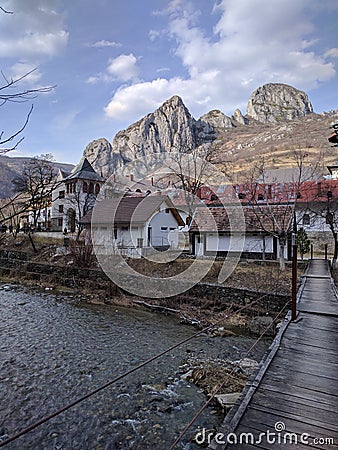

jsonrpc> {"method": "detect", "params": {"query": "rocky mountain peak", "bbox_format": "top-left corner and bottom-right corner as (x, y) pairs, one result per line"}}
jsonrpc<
(199, 110), (234, 130)
(246, 83), (313, 123)
(85, 95), (217, 175)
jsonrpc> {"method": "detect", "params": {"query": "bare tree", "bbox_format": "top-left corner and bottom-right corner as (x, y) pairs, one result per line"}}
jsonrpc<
(64, 181), (99, 238)
(301, 180), (338, 266)
(11, 154), (60, 228)
(241, 152), (309, 270)
(163, 145), (219, 221)
(0, 7), (54, 153)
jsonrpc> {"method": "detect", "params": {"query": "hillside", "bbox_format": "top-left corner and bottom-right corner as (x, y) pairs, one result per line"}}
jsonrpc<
(212, 111), (338, 180)
(0, 156), (74, 199)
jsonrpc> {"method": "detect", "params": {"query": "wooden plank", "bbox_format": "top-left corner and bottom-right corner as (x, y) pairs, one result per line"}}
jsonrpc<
(248, 403), (338, 431)
(239, 408), (338, 440)
(253, 390), (338, 416)
(262, 373), (338, 397)
(268, 361), (338, 381)
(258, 382), (338, 409)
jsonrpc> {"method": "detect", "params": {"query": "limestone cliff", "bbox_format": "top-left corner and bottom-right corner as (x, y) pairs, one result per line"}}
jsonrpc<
(81, 83), (324, 178)
(246, 83), (313, 123)
(85, 96), (216, 176)
(199, 109), (234, 130)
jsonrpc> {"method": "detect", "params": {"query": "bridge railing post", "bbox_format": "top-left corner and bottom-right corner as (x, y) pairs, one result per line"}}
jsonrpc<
(325, 244), (328, 260)
(292, 244), (298, 321)
(310, 243), (313, 260)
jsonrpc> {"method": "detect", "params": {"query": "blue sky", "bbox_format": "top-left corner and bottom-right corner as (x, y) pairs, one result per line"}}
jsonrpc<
(0, 0), (338, 165)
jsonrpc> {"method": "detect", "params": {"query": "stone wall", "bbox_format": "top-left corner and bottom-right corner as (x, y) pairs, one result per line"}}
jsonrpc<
(0, 249), (288, 313)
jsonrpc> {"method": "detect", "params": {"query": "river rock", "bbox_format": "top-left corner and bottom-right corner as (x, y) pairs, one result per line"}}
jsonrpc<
(248, 316), (274, 334)
(232, 357), (259, 375)
(214, 392), (241, 409)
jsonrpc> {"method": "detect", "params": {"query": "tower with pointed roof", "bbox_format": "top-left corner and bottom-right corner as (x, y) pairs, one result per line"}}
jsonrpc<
(51, 158), (105, 232)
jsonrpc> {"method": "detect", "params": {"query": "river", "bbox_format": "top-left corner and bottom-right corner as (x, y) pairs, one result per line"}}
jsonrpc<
(0, 283), (269, 449)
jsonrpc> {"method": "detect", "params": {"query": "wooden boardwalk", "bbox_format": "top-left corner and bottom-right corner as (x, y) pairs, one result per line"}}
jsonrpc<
(210, 259), (338, 450)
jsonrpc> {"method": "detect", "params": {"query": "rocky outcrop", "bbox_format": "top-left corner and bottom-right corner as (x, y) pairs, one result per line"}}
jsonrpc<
(84, 96), (217, 176)
(232, 109), (248, 125)
(111, 95), (216, 170)
(82, 138), (114, 177)
(199, 109), (234, 130)
(246, 83), (313, 123)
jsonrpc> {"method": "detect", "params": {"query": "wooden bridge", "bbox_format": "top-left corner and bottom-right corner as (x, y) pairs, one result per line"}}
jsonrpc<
(210, 259), (338, 449)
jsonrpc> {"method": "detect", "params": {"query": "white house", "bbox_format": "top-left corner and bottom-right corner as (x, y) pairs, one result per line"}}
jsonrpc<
(51, 158), (105, 232)
(82, 195), (185, 257)
(190, 205), (293, 260)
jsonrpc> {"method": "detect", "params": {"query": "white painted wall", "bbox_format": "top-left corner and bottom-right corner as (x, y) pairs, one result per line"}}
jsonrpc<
(205, 234), (274, 254)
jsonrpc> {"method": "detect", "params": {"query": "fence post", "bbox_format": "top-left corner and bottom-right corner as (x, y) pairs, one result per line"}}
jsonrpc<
(292, 244), (298, 321)
(325, 244), (328, 260)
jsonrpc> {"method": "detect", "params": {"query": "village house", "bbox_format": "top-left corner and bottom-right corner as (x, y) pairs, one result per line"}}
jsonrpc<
(51, 158), (105, 232)
(81, 195), (185, 257)
(189, 204), (293, 260)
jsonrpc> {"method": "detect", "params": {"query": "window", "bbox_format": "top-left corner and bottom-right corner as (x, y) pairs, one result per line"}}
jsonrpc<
(83, 182), (88, 193)
(165, 208), (170, 214)
(58, 218), (63, 227)
(327, 190), (333, 199)
(59, 190), (65, 199)
(95, 184), (100, 194)
(169, 227), (176, 231)
(238, 193), (246, 199)
(121, 226), (128, 231)
(59, 205), (64, 213)
(89, 183), (94, 194)
(296, 192), (302, 199)
(302, 214), (310, 226)
(257, 193), (264, 201)
(161, 226), (168, 232)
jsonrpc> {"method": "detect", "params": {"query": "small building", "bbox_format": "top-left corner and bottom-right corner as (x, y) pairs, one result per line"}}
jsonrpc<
(51, 158), (105, 232)
(190, 205), (293, 260)
(82, 195), (185, 257)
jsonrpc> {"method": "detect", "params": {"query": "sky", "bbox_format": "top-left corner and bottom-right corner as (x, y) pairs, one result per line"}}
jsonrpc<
(0, 0), (338, 165)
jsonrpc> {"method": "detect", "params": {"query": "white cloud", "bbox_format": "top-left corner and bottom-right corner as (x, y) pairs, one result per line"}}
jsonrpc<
(324, 48), (338, 59)
(0, 0), (68, 59)
(90, 40), (121, 48)
(104, 0), (336, 121)
(9, 62), (42, 84)
(107, 53), (139, 82)
(86, 53), (140, 84)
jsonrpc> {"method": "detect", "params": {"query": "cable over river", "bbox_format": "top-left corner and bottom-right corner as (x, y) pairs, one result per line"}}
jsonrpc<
(0, 283), (269, 449)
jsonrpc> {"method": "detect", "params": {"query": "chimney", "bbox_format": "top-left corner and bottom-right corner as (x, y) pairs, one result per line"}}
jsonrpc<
(151, 177), (154, 186)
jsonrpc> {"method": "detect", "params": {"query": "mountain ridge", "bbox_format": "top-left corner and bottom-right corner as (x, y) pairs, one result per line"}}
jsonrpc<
(83, 83), (337, 179)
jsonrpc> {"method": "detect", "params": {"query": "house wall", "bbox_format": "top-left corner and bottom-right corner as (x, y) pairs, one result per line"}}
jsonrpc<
(116, 225), (144, 248)
(194, 233), (277, 259)
(52, 179), (101, 232)
(147, 206), (180, 248)
(295, 208), (331, 233)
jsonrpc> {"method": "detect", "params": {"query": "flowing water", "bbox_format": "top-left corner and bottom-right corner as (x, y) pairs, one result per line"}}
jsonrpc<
(0, 283), (269, 449)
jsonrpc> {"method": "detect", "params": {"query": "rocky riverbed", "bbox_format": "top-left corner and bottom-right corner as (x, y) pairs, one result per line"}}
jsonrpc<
(0, 282), (270, 449)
